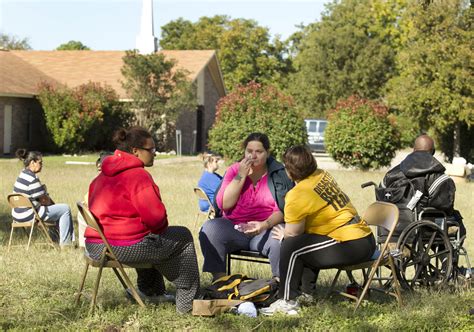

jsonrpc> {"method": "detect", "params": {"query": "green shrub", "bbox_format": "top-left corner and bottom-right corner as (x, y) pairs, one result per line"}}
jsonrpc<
(121, 50), (196, 150)
(325, 95), (400, 170)
(38, 82), (132, 152)
(209, 82), (306, 161)
(388, 113), (420, 149)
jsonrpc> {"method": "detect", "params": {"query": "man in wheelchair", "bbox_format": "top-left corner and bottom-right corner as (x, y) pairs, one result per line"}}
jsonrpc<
(376, 134), (469, 287)
(378, 134), (465, 242)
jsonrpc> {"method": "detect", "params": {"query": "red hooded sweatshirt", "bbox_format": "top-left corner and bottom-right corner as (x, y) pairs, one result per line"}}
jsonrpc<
(85, 150), (168, 246)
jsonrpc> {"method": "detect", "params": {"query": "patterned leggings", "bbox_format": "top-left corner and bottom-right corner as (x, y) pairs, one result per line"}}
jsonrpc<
(86, 226), (200, 313)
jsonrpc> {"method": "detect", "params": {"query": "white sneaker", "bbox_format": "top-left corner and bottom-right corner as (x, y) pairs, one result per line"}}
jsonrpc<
(126, 288), (175, 304)
(259, 299), (300, 316)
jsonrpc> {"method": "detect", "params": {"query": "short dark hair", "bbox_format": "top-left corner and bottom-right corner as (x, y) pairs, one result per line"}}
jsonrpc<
(112, 127), (152, 153)
(282, 145), (317, 182)
(15, 149), (42, 167)
(95, 151), (113, 169)
(243, 132), (270, 151)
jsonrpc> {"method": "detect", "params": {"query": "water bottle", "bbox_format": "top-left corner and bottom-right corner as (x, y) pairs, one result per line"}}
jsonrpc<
(234, 223), (249, 233)
(237, 301), (257, 318)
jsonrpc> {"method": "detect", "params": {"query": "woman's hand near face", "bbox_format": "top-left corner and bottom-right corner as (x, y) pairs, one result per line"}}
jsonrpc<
(238, 155), (254, 177)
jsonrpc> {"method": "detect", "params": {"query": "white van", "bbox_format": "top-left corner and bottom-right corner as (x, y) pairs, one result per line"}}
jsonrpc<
(305, 119), (328, 152)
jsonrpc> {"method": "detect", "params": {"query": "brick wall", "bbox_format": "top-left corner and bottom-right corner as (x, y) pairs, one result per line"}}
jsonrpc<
(174, 67), (222, 154)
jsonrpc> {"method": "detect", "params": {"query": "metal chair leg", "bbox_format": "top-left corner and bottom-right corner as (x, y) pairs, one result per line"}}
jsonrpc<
(112, 267), (128, 290)
(27, 222), (36, 250)
(89, 250), (108, 314)
(90, 265), (104, 314)
(8, 225), (15, 252)
(346, 270), (357, 284)
(227, 254), (231, 275)
(75, 262), (90, 305)
(38, 221), (57, 249)
(328, 269), (342, 297)
(354, 251), (386, 311)
(388, 256), (403, 306)
(116, 265), (146, 307)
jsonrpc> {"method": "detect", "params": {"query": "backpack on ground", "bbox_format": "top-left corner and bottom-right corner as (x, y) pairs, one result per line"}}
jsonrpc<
(203, 274), (278, 307)
(204, 274), (247, 299)
(236, 278), (279, 307)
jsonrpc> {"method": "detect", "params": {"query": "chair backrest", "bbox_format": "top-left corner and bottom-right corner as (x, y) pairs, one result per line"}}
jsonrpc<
(76, 202), (116, 259)
(7, 193), (41, 221)
(8, 193), (35, 209)
(193, 187), (215, 213)
(362, 202), (399, 243)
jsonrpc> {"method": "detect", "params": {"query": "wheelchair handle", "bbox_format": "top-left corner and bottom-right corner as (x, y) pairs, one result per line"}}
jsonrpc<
(361, 181), (377, 189)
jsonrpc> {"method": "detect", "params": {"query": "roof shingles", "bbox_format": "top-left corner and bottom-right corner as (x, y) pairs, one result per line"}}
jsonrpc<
(0, 50), (218, 99)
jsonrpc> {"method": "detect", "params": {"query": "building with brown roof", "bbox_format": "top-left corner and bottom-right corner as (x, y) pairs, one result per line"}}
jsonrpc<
(0, 49), (226, 154)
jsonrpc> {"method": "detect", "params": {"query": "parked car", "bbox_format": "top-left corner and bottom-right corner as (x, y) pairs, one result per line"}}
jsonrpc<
(305, 119), (328, 152)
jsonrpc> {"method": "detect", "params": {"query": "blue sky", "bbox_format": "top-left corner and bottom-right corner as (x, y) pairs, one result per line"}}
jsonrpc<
(0, 0), (327, 50)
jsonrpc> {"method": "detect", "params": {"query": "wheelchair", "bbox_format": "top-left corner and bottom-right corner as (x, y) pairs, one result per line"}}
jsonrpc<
(361, 181), (471, 291)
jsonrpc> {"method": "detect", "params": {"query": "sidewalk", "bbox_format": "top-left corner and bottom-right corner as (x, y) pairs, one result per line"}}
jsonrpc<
(313, 149), (449, 171)
(155, 149), (449, 171)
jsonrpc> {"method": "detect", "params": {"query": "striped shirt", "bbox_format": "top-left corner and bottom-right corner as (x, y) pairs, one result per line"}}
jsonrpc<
(12, 169), (49, 222)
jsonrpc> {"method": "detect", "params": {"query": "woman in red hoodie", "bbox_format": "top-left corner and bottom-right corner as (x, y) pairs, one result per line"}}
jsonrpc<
(85, 127), (200, 313)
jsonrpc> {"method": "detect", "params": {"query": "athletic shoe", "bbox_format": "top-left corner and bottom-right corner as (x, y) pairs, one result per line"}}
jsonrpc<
(126, 288), (175, 304)
(259, 299), (299, 316)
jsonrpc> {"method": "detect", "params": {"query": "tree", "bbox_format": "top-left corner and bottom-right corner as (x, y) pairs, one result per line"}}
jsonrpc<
(121, 50), (196, 150)
(209, 82), (307, 161)
(0, 33), (31, 50)
(37, 82), (131, 152)
(56, 40), (90, 50)
(386, 0), (473, 159)
(160, 15), (291, 90)
(325, 95), (400, 170)
(287, 0), (406, 118)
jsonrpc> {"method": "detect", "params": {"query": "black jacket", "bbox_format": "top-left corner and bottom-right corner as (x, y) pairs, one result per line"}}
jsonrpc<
(382, 151), (455, 214)
(266, 156), (295, 212)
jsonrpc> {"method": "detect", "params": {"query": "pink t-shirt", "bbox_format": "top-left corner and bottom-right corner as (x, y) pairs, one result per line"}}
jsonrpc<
(216, 163), (280, 224)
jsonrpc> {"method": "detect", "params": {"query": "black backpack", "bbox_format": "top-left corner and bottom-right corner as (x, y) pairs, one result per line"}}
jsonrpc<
(203, 274), (279, 307)
(375, 176), (421, 240)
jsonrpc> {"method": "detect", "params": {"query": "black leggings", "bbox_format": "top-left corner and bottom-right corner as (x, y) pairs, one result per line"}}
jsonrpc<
(279, 233), (375, 300)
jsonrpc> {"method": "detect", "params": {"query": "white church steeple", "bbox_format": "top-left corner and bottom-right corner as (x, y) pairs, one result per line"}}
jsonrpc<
(136, 0), (157, 54)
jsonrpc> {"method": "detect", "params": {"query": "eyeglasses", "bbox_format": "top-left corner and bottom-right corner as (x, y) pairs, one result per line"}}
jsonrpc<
(139, 147), (156, 154)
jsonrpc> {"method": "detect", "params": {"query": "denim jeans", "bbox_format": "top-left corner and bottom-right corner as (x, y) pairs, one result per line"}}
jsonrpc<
(47, 203), (74, 245)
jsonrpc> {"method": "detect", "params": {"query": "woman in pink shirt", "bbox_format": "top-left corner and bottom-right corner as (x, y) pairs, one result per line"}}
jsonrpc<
(199, 133), (294, 281)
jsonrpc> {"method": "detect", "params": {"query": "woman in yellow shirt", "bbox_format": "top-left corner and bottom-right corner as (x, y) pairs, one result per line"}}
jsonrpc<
(260, 145), (375, 316)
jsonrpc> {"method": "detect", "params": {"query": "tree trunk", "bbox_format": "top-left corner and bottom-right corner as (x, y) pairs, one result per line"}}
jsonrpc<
(453, 122), (461, 158)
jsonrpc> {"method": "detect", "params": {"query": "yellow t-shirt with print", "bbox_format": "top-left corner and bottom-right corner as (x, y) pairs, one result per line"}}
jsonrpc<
(284, 169), (372, 242)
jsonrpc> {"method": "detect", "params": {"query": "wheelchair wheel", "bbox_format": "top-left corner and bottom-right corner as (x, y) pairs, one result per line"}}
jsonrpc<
(396, 220), (453, 290)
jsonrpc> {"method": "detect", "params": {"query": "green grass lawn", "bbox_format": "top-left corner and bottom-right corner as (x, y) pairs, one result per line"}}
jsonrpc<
(0, 155), (472, 330)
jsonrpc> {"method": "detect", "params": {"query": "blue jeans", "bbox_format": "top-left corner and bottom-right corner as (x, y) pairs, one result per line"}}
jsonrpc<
(47, 204), (74, 245)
